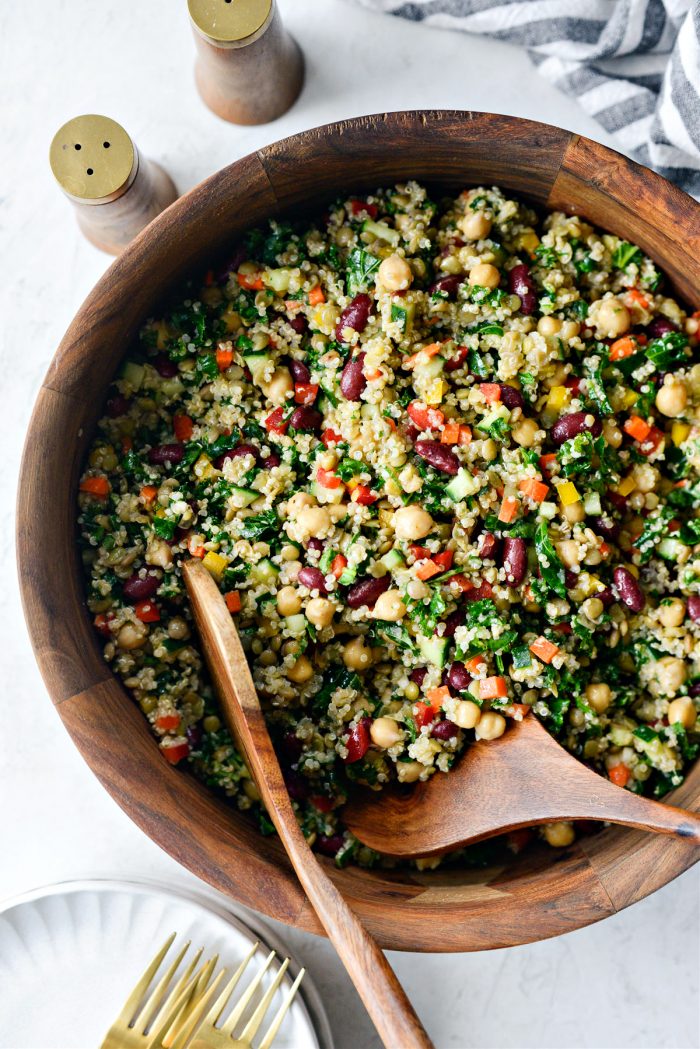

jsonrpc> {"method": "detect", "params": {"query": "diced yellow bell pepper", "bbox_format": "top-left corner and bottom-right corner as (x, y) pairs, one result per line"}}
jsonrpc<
(194, 454), (218, 480)
(672, 422), (691, 447)
(557, 481), (581, 506)
(221, 303), (241, 333)
(622, 389), (638, 409)
(515, 230), (540, 254)
(546, 386), (571, 413)
(425, 378), (447, 405)
(625, 563), (640, 579)
(202, 551), (229, 582)
(346, 476), (362, 492)
(617, 475), (637, 497)
(154, 320), (171, 351)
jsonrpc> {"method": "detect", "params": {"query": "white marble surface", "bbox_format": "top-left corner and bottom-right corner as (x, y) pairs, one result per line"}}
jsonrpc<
(1, 2), (699, 1047)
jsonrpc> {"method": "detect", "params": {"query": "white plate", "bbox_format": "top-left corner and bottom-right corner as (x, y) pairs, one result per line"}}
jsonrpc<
(0, 877), (332, 1049)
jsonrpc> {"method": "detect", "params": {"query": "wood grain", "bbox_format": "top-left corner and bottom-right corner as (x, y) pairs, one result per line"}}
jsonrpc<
(17, 110), (700, 953)
(184, 560), (434, 1049)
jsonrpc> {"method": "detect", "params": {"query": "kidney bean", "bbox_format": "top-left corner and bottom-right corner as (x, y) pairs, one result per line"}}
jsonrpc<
(607, 491), (628, 514)
(687, 595), (700, 622)
(289, 406), (322, 431)
(415, 440), (460, 476)
(289, 315), (308, 335)
(216, 244), (247, 282)
(186, 724), (203, 749)
(123, 572), (160, 602)
(306, 538), (325, 554)
(148, 442), (185, 466)
(564, 569), (578, 590)
(262, 452), (281, 469)
(316, 833), (345, 857)
(278, 731), (303, 767)
(284, 770), (309, 801)
(346, 575), (390, 609)
(591, 516), (620, 542)
(336, 294), (372, 342)
(298, 566), (328, 594)
(508, 263), (537, 315)
(429, 275), (463, 299)
(597, 587), (615, 608)
(646, 317), (677, 339)
(217, 443), (261, 470)
(344, 718), (371, 763)
(431, 719), (459, 740)
(340, 351), (367, 401)
(502, 537), (527, 586)
(443, 610), (464, 637)
(106, 394), (130, 418)
(499, 384), (524, 410)
(477, 532), (499, 560)
(690, 681), (700, 698)
(447, 662), (472, 692)
(153, 354), (178, 378)
(613, 566), (646, 612)
(288, 358), (311, 384)
(550, 411), (602, 446)
(410, 667), (428, 687)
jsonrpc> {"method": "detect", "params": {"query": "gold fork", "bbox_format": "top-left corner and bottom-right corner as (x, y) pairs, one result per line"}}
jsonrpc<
(168, 946), (305, 1049)
(100, 933), (218, 1049)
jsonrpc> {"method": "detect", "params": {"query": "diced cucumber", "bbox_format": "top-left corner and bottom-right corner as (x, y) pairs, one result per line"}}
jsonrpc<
(243, 352), (273, 385)
(418, 635), (449, 669)
(658, 537), (687, 562)
(285, 614), (307, 636)
(445, 469), (481, 502)
(338, 563), (357, 585)
(609, 723), (634, 746)
(122, 361), (145, 391)
(380, 548), (406, 571)
(319, 546), (336, 574)
(311, 481), (344, 505)
(157, 376), (185, 400)
(362, 219), (400, 247)
(251, 557), (280, 584)
(229, 486), (260, 507)
(390, 301), (415, 333)
(477, 404), (511, 433)
(512, 645), (533, 670)
(583, 491), (602, 515)
(413, 354), (445, 380)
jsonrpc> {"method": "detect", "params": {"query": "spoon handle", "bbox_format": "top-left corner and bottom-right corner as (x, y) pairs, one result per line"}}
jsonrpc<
(184, 561), (434, 1049)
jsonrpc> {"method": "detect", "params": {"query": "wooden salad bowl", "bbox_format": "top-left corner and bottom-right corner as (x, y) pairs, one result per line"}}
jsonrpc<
(18, 111), (700, 952)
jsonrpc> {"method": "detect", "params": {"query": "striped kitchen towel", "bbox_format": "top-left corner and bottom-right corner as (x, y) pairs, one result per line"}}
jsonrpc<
(347, 0), (700, 198)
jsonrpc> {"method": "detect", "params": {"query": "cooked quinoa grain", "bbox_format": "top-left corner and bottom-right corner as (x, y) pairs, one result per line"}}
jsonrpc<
(79, 183), (700, 867)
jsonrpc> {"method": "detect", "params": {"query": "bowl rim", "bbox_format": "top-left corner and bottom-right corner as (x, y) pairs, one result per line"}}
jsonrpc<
(18, 109), (700, 952)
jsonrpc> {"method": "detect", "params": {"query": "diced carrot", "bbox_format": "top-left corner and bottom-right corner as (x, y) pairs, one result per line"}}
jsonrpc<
(407, 401), (445, 430)
(331, 554), (348, 579)
(539, 453), (557, 474)
(140, 485), (158, 506)
(121, 436), (133, 452)
(518, 478), (549, 503)
(426, 686), (450, 712)
(441, 421), (461, 445)
(216, 345), (234, 371)
(498, 495), (519, 523)
(173, 414), (193, 441)
(366, 368), (383, 381)
(529, 636), (560, 664)
(135, 599), (160, 623)
(465, 654), (486, 675)
(79, 476), (110, 498)
(627, 288), (649, 309)
(608, 763), (631, 788)
(187, 534), (206, 558)
(433, 550), (454, 570)
(225, 591), (242, 613)
(599, 541), (611, 557)
(479, 383), (502, 402)
(508, 703), (532, 720)
(416, 560), (441, 581)
(351, 485), (378, 506)
(237, 272), (265, 291)
(458, 425), (473, 446)
(609, 336), (638, 361)
(414, 702), (436, 729)
(402, 343), (443, 369)
(624, 415), (651, 442)
(480, 676), (508, 700)
(294, 382), (319, 405)
(316, 467), (342, 489)
(203, 269), (215, 287)
(308, 285), (325, 305)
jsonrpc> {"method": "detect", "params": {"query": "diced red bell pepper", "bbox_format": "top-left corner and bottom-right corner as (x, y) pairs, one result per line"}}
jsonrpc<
(317, 467), (342, 489)
(479, 383), (502, 402)
(331, 554), (348, 579)
(173, 414), (194, 442)
(310, 794), (335, 813)
(344, 718), (371, 763)
(93, 612), (114, 637)
(414, 702), (436, 729)
(294, 382), (319, 406)
(237, 272), (264, 291)
(161, 741), (190, 765)
(351, 484), (378, 505)
(445, 345), (469, 372)
(321, 428), (343, 446)
(135, 600), (160, 623)
(465, 580), (494, 602)
(407, 401), (445, 430)
(639, 426), (664, 456)
(410, 544), (431, 561)
(156, 713), (181, 731)
(350, 199), (378, 219)
(265, 407), (290, 435)
(432, 550), (454, 570)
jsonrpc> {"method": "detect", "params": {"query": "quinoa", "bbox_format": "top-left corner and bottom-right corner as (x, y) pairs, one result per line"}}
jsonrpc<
(78, 182), (700, 867)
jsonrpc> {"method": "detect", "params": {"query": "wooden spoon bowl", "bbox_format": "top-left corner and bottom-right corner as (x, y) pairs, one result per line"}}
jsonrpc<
(18, 111), (700, 952)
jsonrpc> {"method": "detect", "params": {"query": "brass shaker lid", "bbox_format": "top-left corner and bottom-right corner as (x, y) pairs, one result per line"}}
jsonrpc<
(49, 115), (135, 202)
(188, 0), (272, 43)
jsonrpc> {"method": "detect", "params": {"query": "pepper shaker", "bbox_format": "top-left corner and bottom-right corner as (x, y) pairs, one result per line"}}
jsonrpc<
(188, 0), (304, 125)
(49, 115), (178, 255)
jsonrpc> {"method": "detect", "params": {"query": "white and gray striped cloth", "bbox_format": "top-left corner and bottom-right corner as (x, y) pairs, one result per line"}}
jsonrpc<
(348, 0), (700, 198)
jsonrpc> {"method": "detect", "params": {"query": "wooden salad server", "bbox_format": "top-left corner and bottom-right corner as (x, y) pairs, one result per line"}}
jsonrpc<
(183, 560), (434, 1049)
(344, 712), (700, 857)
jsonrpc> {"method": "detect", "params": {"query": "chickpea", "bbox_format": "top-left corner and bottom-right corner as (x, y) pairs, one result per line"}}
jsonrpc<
(468, 262), (500, 290)
(343, 636), (373, 671)
(653, 655), (687, 696)
(370, 717), (404, 749)
(603, 419), (623, 449)
(559, 320), (581, 341)
(372, 590), (407, 622)
(146, 538), (173, 568)
(396, 761), (424, 783)
(263, 367), (293, 405)
(306, 597), (335, 628)
(581, 597), (604, 621)
(167, 617), (190, 640)
(655, 382), (688, 418)
(667, 696), (697, 730)
(404, 681), (420, 702)
(564, 501), (585, 524)
(537, 316), (562, 336)
(203, 715), (221, 733)
(281, 543), (301, 561)
(459, 211), (492, 241)
(596, 297), (630, 339)
(556, 540), (581, 568)
(393, 505), (434, 541)
(277, 585), (302, 616)
(452, 699), (482, 730)
(287, 491), (316, 516)
(475, 712), (506, 740)
(377, 254), (413, 292)
(586, 682), (612, 713)
(117, 621), (148, 650)
(543, 821), (575, 848)
(297, 505), (332, 540)
(658, 598), (686, 629)
(481, 438), (498, 461)
(287, 655), (314, 683)
(511, 418), (539, 448)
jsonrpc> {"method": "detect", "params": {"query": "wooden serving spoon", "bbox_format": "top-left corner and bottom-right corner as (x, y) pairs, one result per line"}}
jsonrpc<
(344, 711), (700, 857)
(183, 560), (434, 1049)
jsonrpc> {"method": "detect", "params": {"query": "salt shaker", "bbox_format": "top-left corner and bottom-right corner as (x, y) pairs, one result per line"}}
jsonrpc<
(188, 0), (304, 125)
(49, 115), (178, 255)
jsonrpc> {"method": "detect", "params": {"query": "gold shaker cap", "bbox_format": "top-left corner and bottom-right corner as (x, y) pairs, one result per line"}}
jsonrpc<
(188, 0), (272, 43)
(49, 115), (135, 202)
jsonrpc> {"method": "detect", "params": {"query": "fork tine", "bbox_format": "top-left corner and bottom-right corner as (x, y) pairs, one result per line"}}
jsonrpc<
(159, 955), (220, 1049)
(167, 967), (228, 1049)
(113, 933), (177, 1026)
(257, 968), (305, 1049)
(145, 947), (206, 1047)
(136, 939), (193, 1033)
(238, 957), (290, 1045)
(220, 950), (276, 1035)
(199, 941), (259, 1030)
